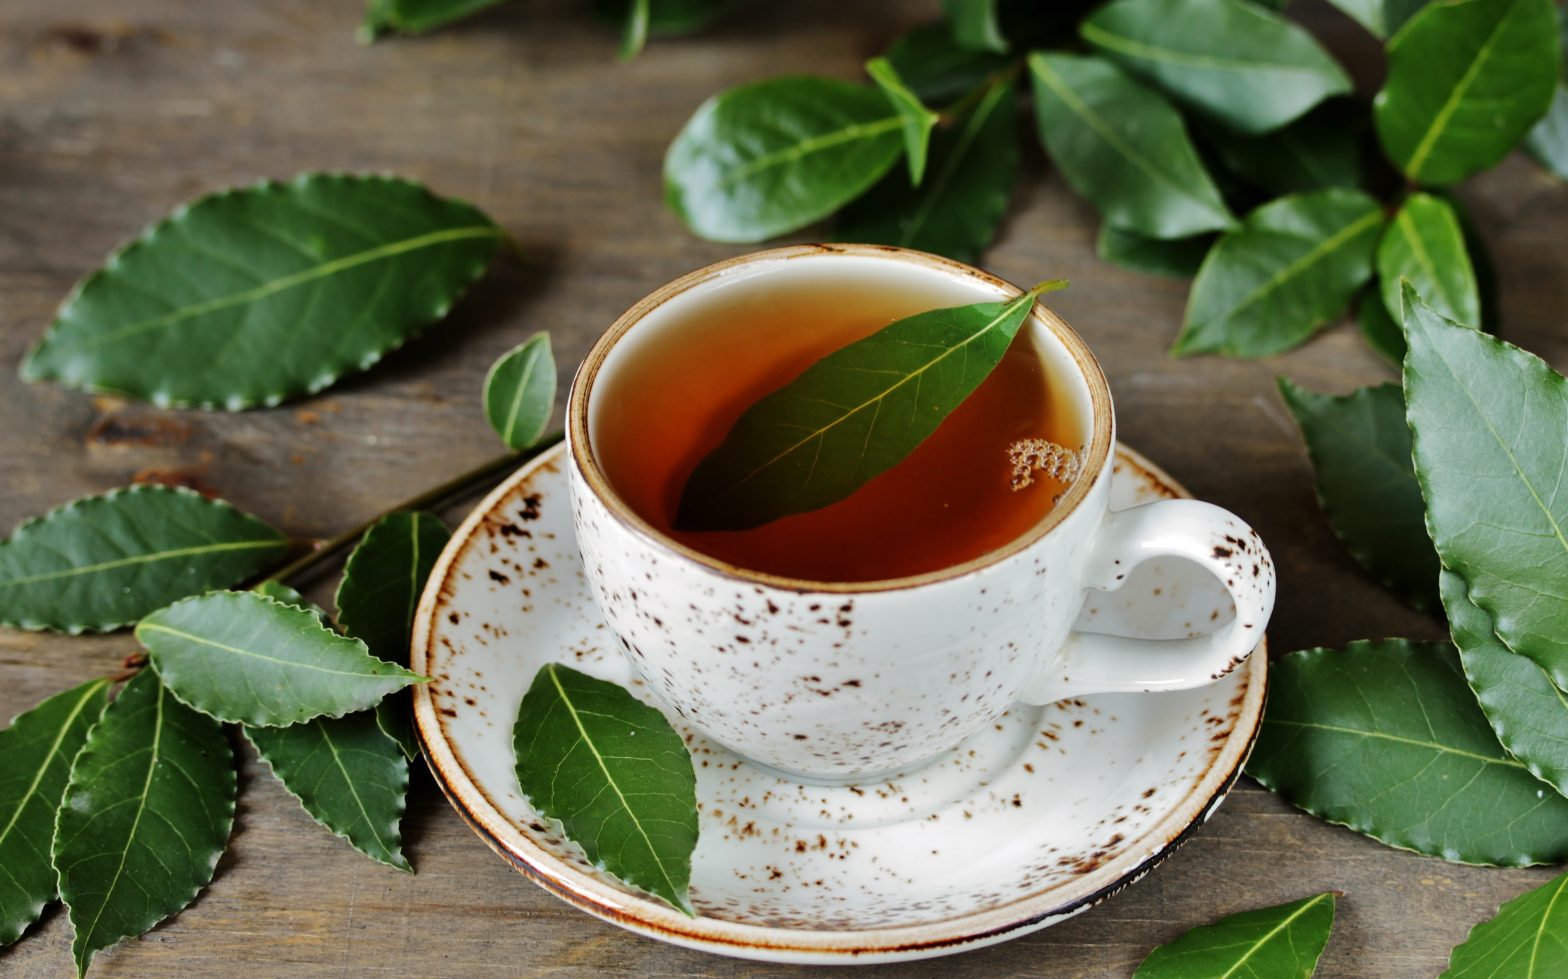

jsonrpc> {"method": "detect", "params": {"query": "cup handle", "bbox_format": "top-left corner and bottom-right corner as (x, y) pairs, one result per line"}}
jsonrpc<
(1018, 499), (1275, 705)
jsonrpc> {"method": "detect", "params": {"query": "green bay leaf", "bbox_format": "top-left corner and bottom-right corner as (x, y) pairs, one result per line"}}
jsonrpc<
(1527, 85), (1568, 179)
(1374, 0), (1560, 186)
(22, 174), (503, 410)
(1359, 285), (1407, 363)
(1097, 226), (1213, 279)
(1246, 639), (1568, 866)
(1029, 52), (1235, 240)
(0, 485), (288, 634)
(137, 591), (423, 727)
(1403, 289), (1568, 689)
(1278, 379), (1439, 611)
(836, 78), (1018, 263)
(1442, 869), (1568, 977)
(865, 58), (940, 185)
(1134, 892), (1337, 978)
(1378, 192), (1479, 328)
(663, 77), (905, 243)
(1081, 0), (1351, 135)
(882, 23), (1012, 107)
(942, 0), (1008, 53)
(1326, 0), (1429, 39)
(246, 712), (411, 872)
(513, 664), (697, 914)
(1203, 101), (1364, 195)
(55, 671), (234, 976)
(360, 0), (511, 41)
(1173, 189), (1383, 357)
(1446, 571), (1568, 801)
(483, 332), (556, 451)
(675, 281), (1061, 532)
(335, 511), (450, 758)
(617, 0), (650, 60)
(594, 0), (727, 37)
(0, 678), (110, 946)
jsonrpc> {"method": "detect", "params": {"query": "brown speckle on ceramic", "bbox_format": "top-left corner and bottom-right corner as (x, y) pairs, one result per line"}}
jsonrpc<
(411, 444), (1266, 965)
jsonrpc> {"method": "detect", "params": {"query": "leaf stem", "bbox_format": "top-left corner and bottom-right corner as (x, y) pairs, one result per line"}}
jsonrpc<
(1028, 278), (1070, 298)
(261, 431), (565, 587)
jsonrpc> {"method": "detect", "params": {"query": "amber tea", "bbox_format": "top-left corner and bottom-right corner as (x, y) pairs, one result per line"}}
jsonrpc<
(591, 271), (1085, 582)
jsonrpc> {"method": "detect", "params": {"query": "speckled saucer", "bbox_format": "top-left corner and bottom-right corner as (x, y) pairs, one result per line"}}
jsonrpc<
(411, 442), (1267, 965)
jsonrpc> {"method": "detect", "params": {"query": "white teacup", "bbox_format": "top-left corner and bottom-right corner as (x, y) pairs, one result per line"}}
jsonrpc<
(568, 245), (1274, 782)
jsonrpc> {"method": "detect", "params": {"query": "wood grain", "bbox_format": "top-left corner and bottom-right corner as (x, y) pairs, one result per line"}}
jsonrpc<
(3, 0), (1566, 975)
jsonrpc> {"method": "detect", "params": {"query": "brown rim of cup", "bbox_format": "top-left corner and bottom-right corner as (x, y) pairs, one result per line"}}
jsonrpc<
(567, 243), (1117, 595)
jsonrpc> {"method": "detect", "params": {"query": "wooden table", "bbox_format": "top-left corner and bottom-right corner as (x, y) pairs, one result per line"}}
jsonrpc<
(3, 1), (1565, 975)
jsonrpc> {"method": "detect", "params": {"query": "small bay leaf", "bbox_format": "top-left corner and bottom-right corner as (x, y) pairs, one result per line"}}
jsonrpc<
(1097, 226), (1213, 279)
(0, 678), (110, 946)
(360, 0), (511, 41)
(246, 712), (411, 872)
(1028, 53), (1235, 240)
(663, 77), (905, 242)
(836, 78), (1018, 263)
(1374, 0), (1559, 186)
(136, 591), (423, 727)
(483, 332), (556, 451)
(1172, 189), (1383, 357)
(21, 174), (503, 410)
(942, 0), (1008, 53)
(1277, 379), (1439, 611)
(1081, 0), (1351, 135)
(0, 485), (288, 634)
(1133, 892), (1337, 978)
(1325, 0), (1429, 39)
(335, 511), (450, 759)
(883, 23), (1012, 107)
(1247, 639), (1568, 866)
(1403, 288), (1568, 689)
(617, 0), (650, 60)
(513, 664), (698, 914)
(55, 670), (235, 976)
(675, 280), (1063, 532)
(1442, 869), (1568, 977)
(865, 58), (940, 185)
(1377, 192), (1479, 329)
(1446, 571), (1568, 801)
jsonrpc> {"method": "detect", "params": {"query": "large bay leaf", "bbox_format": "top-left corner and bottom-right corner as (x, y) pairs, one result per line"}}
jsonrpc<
(1277, 380), (1439, 611)
(335, 511), (450, 758)
(1326, 0), (1428, 38)
(1374, 0), (1559, 186)
(1443, 869), (1568, 977)
(1377, 192), (1478, 328)
(663, 77), (905, 243)
(1081, 0), (1351, 135)
(865, 58), (939, 186)
(942, 0), (1008, 52)
(1247, 639), (1568, 865)
(675, 281), (1061, 532)
(137, 591), (423, 727)
(55, 671), (234, 976)
(1204, 101), (1364, 195)
(0, 678), (110, 946)
(1403, 289), (1568, 688)
(360, 0), (511, 40)
(836, 79), (1018, 263)
(1172, 189), (1382, 357)
(513, 664), (698, 914)
(883, 23), (1012, 107)
(1133, 892), (1337, 978)
(0, 485), (288, 634)
(483, 332), (556, 451)
(22, 174), (503, 410)
(1028, 53), (1234, 240)
(246, 712), (411, 871)
(1446, 571), (1568, 801)
(1097, 226), (1212, 279)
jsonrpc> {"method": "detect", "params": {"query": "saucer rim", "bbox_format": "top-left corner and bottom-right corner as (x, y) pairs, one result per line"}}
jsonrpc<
(411, 441), (1268, 964)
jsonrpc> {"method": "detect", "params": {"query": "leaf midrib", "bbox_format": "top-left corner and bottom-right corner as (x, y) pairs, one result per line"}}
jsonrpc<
(719, 290), (1035, 499)
(716, 115), (902, 189)
(70, 225), (501, 351)
(499, 347), (541, 447)
(1528, 874), (1568, 976)
(1030, 55), (1230, 226)
(139, 621), (404, 681)
(1402, 3), (1517, 177)
(0, 680), (107, 853)
(1218, 893), (1332, 979)
(1264, 718), (1527, 768)
(0, 538), (284, 590)
(1392, 206), (1466, 319)
(545, 665), (682, 903)
(1082, 21), (1333, 76)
